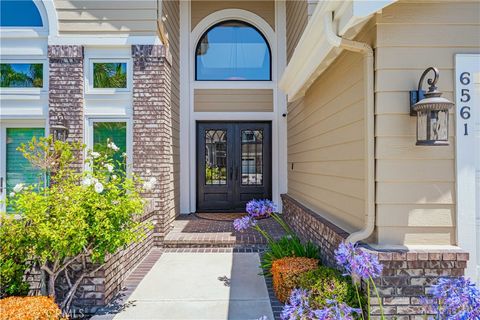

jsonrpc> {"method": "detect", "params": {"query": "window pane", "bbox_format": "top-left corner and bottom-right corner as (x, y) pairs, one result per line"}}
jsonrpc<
(6, 128), (45, 211)
(93, 122), (127, 171)
(93, 63), (127, 88)
(0, 64), (43, 88)
(0, 1), (43, 27)
(205, 130), (227, 185)
(196, 21), (271, 81)
(241, 130), (263, 185)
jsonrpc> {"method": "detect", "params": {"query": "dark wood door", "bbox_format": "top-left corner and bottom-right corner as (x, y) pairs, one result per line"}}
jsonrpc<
(197, 122), (271, 212)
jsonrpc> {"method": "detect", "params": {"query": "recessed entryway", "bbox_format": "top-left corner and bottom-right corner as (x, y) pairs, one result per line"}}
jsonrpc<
(197, 122), (272, 212)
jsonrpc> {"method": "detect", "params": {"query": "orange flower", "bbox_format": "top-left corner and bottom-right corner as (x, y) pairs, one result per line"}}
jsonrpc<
(0, 296), (67, 320)
(271, 257), (319, 303)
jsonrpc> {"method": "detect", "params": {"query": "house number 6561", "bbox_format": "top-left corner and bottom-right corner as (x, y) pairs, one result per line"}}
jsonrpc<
(459, 72), (471, 136)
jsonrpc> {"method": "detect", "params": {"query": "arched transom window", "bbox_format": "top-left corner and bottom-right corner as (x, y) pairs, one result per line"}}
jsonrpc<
(0, 0), (43, 27)
(195, 20), (271, 81)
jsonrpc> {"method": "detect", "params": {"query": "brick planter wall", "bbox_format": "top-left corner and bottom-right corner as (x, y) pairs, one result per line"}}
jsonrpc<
(281, 193), (469, 319)
(48, 45), (84, 170)
(132, 45), (178, 245)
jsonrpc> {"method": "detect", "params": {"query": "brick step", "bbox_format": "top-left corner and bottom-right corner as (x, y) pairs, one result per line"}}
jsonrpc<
(162, 238), (237, 248)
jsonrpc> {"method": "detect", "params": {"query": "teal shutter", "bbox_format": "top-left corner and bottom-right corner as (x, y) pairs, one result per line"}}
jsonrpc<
(6, 128), (45, 211)
(93, 122), (127, 171)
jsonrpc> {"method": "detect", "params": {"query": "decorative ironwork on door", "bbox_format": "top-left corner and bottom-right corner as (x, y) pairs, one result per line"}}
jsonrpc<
(204, 130), (227, 185)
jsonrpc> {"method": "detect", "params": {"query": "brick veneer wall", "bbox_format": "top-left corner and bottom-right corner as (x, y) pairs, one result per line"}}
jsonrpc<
(132, 45), (178, 245)
(48, 45), (84, 170)
(36, 45), (173, 315)
(281, 194), (469, 319)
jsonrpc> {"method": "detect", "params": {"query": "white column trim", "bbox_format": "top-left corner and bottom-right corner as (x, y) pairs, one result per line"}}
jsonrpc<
(455, 53), (480, 284)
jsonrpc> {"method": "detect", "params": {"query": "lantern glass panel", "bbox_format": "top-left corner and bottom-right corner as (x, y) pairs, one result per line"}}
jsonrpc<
(430, 110), (448, 141)
(417, 110), (428, 141)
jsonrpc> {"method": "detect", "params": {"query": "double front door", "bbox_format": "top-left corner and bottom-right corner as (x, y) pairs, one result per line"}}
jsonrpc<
(197, 122), (271, 212)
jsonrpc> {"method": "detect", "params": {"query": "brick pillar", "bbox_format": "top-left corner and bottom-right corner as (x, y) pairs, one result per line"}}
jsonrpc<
(132, 45), (176, 244)
(48, 45), (84, 170)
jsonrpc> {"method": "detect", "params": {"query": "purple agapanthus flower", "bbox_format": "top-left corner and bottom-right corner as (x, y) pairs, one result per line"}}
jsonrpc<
(421, 277), (480, 319)
(281, 289), (361, 320)
(246, 199), (277, 218)
(312, 300), (362, 320)
(280, 289), (311, 320)
(334, 242), (383, 280)
(233, 215), (256, 232)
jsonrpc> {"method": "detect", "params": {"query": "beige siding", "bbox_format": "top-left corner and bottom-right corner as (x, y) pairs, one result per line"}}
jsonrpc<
(374, 1), (480, 245)
(286, 20), (375, 233)
(194, 89), (273, 112)
(191, 0), (275, 31)
(287, 52), (367, 232)
(54, 0), (159, 35)
(163, 0), (180, 218)
(286, 0), (308, 62)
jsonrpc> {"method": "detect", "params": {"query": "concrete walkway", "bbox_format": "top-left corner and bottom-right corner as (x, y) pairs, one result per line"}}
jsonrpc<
(110, 252), (274, 320)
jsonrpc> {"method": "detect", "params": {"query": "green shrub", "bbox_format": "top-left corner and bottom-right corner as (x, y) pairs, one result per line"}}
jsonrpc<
(297, 266), (364, 309)
(0, 215), (31, 298)
(261, 236), (319, 275)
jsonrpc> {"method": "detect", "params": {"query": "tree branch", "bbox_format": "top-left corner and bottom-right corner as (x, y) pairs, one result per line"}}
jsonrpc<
(60, 263), (104, 312)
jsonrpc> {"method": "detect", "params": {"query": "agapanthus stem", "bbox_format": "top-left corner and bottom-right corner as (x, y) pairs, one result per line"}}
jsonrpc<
(369, 276), (385, 319)
(354, 282), (365, 320)
(367, 280), (371, 320)
(252, 224), (274, 243)
(270, 212), (295, 236)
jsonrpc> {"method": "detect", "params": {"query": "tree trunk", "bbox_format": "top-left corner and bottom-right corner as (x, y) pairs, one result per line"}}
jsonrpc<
(47, 273), (56, 297)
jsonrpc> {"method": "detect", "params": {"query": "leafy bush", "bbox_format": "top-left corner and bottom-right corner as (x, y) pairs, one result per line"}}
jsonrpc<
(1, 136), (150, 312)
(0, 296), (66, 320)
(261, 236), (319, 276)
(271, 257), (318, 303)
(297, 266), (362, 309)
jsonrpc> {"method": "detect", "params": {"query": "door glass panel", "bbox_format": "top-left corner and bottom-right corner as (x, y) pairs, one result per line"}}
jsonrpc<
(241, 130), (263, 185)
(93, 122), (127, 172)
(6, 128), (45, 211)
(205, 130), (227, 185)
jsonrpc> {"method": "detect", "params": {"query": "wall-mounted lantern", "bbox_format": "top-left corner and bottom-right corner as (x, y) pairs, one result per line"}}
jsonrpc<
(410, 67), (454, 146)
(51, 114), (69, 142)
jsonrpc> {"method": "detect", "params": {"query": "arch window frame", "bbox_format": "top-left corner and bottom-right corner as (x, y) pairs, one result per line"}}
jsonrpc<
(194, 19), (272, 82)
(0, 0), (49, 37)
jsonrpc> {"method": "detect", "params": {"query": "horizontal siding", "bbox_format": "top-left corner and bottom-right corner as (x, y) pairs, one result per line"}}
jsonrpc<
(164, 0), (180, 216)
(374, 1), (480, 245)
(190, 0), (275, 31)
(194, 89), (273, 112)
(54, 0), (158, 35)
(286, 0), (308, 62)
(287, 50), (366, 232)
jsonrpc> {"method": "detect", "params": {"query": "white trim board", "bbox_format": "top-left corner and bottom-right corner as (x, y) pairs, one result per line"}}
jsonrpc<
(455, 53), (480, 285)
(179, 2), (287, 214)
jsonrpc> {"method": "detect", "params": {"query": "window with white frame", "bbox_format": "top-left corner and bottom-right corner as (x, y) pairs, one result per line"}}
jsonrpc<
(0, 62), (44, 88)
(86, 59), (131, 93)
(88, 119), (131, 173)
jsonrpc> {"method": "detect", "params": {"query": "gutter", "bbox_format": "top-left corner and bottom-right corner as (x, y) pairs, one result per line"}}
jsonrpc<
(323, 12), (375, 244)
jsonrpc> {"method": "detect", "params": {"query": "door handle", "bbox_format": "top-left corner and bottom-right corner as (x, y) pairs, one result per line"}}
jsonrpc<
(229, 167), (233, 180)
(235, 166), (239, 181)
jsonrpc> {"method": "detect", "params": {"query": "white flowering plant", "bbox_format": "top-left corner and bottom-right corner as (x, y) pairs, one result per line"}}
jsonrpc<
(0, 136), (150, 312)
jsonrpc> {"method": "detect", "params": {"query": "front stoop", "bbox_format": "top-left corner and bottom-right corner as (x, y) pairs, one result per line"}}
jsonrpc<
(162, 214), (285, 248)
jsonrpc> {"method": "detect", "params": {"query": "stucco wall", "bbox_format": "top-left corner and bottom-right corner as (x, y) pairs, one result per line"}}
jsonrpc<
(190, 0), (275, 31)
(286, 20), (376, 233)
(54, 0), (159, 35)
(374, 1), (480, 245)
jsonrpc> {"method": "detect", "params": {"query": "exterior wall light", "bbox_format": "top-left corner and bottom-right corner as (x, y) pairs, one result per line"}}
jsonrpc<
(410, 67), (454, 146)
(51, 114), (69, 142)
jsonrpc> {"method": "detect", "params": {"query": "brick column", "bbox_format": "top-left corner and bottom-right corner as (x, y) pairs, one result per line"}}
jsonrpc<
(132, 45), (176, 244)
(48, 45), (84, 170)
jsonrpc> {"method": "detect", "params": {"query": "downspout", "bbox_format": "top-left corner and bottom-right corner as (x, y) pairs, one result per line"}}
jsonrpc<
(323, 12), (375, 243)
